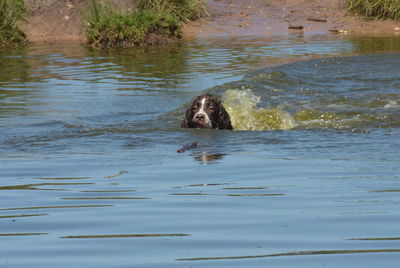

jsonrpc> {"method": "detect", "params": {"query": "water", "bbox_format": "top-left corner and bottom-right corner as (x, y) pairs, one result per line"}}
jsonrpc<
(0, 35), (400, 267)
(220, 52), (400, 131)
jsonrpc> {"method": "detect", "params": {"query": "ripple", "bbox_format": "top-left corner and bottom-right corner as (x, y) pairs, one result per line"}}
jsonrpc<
(347, 237), (400, 241)
(178, 249), (400, 261)
(0, 213), (47, 218)
(0, 183), (94, 191)
(0, 205), (113, 211)
(61, 197), (150, 200)
(169, 193), (283, 197)
(61, 233), (190, 239)
(0, 233), (48, 237)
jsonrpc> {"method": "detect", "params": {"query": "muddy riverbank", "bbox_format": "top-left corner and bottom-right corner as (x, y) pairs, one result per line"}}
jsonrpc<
(22, 0), (400, 43)
(184, 0), (400, 39)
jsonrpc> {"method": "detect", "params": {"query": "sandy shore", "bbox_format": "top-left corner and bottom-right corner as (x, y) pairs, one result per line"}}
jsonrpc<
(184, 0), (400, 39)
(22, 0), (400, 43)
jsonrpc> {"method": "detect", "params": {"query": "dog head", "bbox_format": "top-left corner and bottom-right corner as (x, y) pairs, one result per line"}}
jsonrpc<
(181, 94), (233, 130)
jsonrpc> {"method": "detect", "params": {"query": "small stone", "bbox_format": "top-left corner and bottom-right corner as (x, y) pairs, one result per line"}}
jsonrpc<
(288, 25), (304, 30)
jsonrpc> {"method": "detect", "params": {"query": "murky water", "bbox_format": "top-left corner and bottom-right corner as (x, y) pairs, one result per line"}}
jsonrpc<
(1, 35), (400, 267)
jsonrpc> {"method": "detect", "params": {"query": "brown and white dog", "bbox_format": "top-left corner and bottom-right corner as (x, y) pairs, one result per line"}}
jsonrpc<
(181, 94), (233, 130)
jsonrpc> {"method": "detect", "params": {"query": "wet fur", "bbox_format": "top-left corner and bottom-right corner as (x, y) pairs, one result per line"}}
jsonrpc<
(181, 94), (233, 130)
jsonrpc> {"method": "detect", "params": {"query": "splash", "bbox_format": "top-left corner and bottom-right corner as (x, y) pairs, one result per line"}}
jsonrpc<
(222, 88), (296, 131)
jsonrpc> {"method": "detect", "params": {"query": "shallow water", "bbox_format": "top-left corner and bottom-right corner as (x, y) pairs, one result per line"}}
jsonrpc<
(1, 35), (400, 267)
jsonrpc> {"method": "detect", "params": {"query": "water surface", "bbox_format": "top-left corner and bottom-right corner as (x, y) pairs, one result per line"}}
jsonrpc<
(1, 35), (400, 267)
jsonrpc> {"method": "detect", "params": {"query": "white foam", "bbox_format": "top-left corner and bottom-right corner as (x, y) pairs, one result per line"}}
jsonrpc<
(222, 88), (296, 131)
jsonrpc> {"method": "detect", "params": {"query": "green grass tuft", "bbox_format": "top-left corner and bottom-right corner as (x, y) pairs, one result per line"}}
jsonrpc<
(348, 0), (400, 20)
(138, 0), (208, 22)
(0, 0), (27, 47)
(85, 0), (206, 48)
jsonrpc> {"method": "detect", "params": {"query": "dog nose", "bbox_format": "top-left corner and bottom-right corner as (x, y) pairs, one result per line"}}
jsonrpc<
(195, 114), (205, 121)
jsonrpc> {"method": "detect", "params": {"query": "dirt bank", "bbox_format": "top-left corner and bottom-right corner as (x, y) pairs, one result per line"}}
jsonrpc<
(184, 0), (400, 39)
(22, 0), (400, 43)
(23, 0), (136, 42)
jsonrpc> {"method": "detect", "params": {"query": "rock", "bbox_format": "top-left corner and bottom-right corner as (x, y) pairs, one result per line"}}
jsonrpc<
(288, 25), (304, 30)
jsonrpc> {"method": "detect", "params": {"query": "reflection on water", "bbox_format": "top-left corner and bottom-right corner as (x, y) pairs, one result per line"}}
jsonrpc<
(0, 213), (47, 218)
(61, 233), (190, 239)
(0, 205), (114, 211)
(0, 182), (93, 191)
(351, 36), (400, 53)
(193, 151), (227, 164)
(171, 183), (234, 188)
(1, 35), (400, 268)
(347, 237), (400, 241)
(177, 249), (400, 261)
(0, 47), (32, 84)
(0, 233), (48, 236)
(169, 180), (284, 197)
(61, 197), (150, 200)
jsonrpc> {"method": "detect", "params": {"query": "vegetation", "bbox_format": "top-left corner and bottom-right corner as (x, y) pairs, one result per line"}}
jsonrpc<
(138, 0), (208, 22)
(348, 0), (400, 20)
(0, 0), (27, 47)
(85, 0), (207, 48)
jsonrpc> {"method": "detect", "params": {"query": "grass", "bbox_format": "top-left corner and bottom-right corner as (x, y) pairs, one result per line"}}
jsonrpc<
(85, 0), (207, 48)
(348, 0), (400, 20)
(138, 0), (208, 22)
(0, 0), (27, 47)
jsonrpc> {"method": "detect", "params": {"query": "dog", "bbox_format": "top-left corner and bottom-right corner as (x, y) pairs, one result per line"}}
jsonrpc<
(181, 94), (233, 130)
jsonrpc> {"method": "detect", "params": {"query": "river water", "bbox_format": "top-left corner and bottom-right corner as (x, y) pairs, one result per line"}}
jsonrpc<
(1, 35), (399, 267)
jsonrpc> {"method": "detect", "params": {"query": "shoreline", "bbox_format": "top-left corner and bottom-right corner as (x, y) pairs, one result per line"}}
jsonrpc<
(21, 0), (400, 44)
(183, 0), (400, 40)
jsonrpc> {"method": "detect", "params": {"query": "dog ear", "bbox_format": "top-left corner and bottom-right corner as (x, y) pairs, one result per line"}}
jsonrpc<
(181, 107), (192, 128)
(217, 105), (233, 130)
